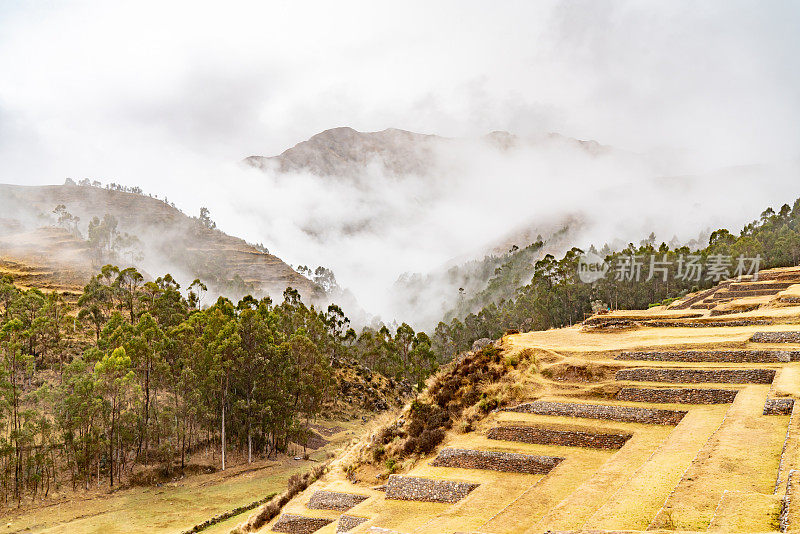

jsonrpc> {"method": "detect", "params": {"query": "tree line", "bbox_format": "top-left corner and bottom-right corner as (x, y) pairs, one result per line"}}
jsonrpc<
(432, 197), (800, 355)
(0, 266), (434, 506)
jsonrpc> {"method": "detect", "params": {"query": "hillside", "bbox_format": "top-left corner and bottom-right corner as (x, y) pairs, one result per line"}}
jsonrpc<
(0, 183), (317, 299)
(243, 266), (800, 533)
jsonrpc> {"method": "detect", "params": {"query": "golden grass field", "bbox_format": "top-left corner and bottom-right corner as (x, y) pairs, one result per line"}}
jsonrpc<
(2, 421), (365, 534)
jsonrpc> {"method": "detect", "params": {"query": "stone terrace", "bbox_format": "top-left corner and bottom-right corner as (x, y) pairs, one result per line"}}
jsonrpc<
(271, 513), (333, 534)
(384, 475), (479, 503)
(764, 398), (795, 415)
(487, 425), (631, 449)
(430, 447), (563, 474)
(617, 349), (800, 362)
(751, 331), (800, 343)
(306, 490), (369, 511)
(615, 367), (775, 384)
(336, 515), (369, 533)
(616, 386), (738, 404)
(506, 400), (686, 425)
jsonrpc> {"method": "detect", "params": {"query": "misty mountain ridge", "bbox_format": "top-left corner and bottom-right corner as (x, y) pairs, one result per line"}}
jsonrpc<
(243, 126), (613, 179)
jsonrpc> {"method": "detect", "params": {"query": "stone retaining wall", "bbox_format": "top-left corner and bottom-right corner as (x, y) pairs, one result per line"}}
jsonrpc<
(385, 475), (479, 503)
(752, 332), (800, 343)
(430, 447), (563, 474)
(487, 425), (631, 449)
(615, 367), (775, 384)
(307, 490), (368, 511)
(715, 289), (782, 298)
(337, 515), (369, 533)
(729, 282), (794, 291)
(506, 400), (686, 425)
(617, 350), (800, 363)
(272, 513), (334, 534)
(616, 386), (737, 404)
(671, 285), (726, 310)
(765, 398), (796, 416)
(641, 319), (771, 328)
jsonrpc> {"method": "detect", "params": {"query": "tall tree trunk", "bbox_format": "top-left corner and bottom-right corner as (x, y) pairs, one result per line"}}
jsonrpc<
(109, 402), (115, 487)
(221, 376), (227, 471)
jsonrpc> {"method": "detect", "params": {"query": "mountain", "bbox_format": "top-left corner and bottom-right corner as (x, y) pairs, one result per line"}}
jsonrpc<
(244, 127), (440, 177)
(0, 183), (317, 300)
(243, 127), (611, 178)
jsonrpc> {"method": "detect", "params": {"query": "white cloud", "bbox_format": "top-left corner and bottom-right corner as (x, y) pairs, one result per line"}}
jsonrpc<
(0, 0), (798, 325)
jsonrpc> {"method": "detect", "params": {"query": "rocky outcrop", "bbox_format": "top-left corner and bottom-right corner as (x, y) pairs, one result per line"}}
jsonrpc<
(430, 448), (563, 474)
(385, 475), (479, 503)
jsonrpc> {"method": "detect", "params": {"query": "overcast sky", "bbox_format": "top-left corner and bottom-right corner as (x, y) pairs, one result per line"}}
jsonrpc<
(1, 0), (798, 186)
(1, 1), (799, 322)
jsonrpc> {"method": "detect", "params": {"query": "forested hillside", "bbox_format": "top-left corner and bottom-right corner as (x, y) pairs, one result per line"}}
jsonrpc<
(0, 182), (317, 301)
(432, 197), (800, 355)
(0, 265), (434, 505)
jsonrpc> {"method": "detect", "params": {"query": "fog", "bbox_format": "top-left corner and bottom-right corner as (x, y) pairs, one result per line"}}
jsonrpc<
(0, 1), (799, 327)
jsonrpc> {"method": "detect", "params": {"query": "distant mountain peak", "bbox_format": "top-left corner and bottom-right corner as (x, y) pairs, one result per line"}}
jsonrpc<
(244, 127), (440, 177)
(243, 127), (610, 178)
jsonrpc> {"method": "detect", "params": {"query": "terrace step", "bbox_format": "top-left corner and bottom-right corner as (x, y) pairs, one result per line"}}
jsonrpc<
(706, 491), (782, 533)
(671, 282), (732, 310)
(337, 515), (369, 533)
(430, 447), (563, 474)
(306, 490), (368, 511)
(751, 331), (800, 343)
(505, 400), (686, 425)
(271, 513), (333, 534)
(641, 319), (770, 327)
(384, 475), (479, 503)
(617, 350), (800, 363)
(487, 424), (631, 449)
(714, 288), (784, 299)
(728, 281), (795, 291)
(615, 367), (775, 384)
(616, 386), (737, 404)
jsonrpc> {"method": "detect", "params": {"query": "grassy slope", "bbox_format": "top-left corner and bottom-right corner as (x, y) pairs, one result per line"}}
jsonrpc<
(651, 385), (787, 531)
(4, 422), (363, 534)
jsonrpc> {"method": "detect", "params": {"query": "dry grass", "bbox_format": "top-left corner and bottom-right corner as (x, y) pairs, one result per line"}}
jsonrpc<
(582, 405), (728, 531)
(706, 490), (782, 532)
(651, 385), (788, 531)
(3, 422), (361, 534)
